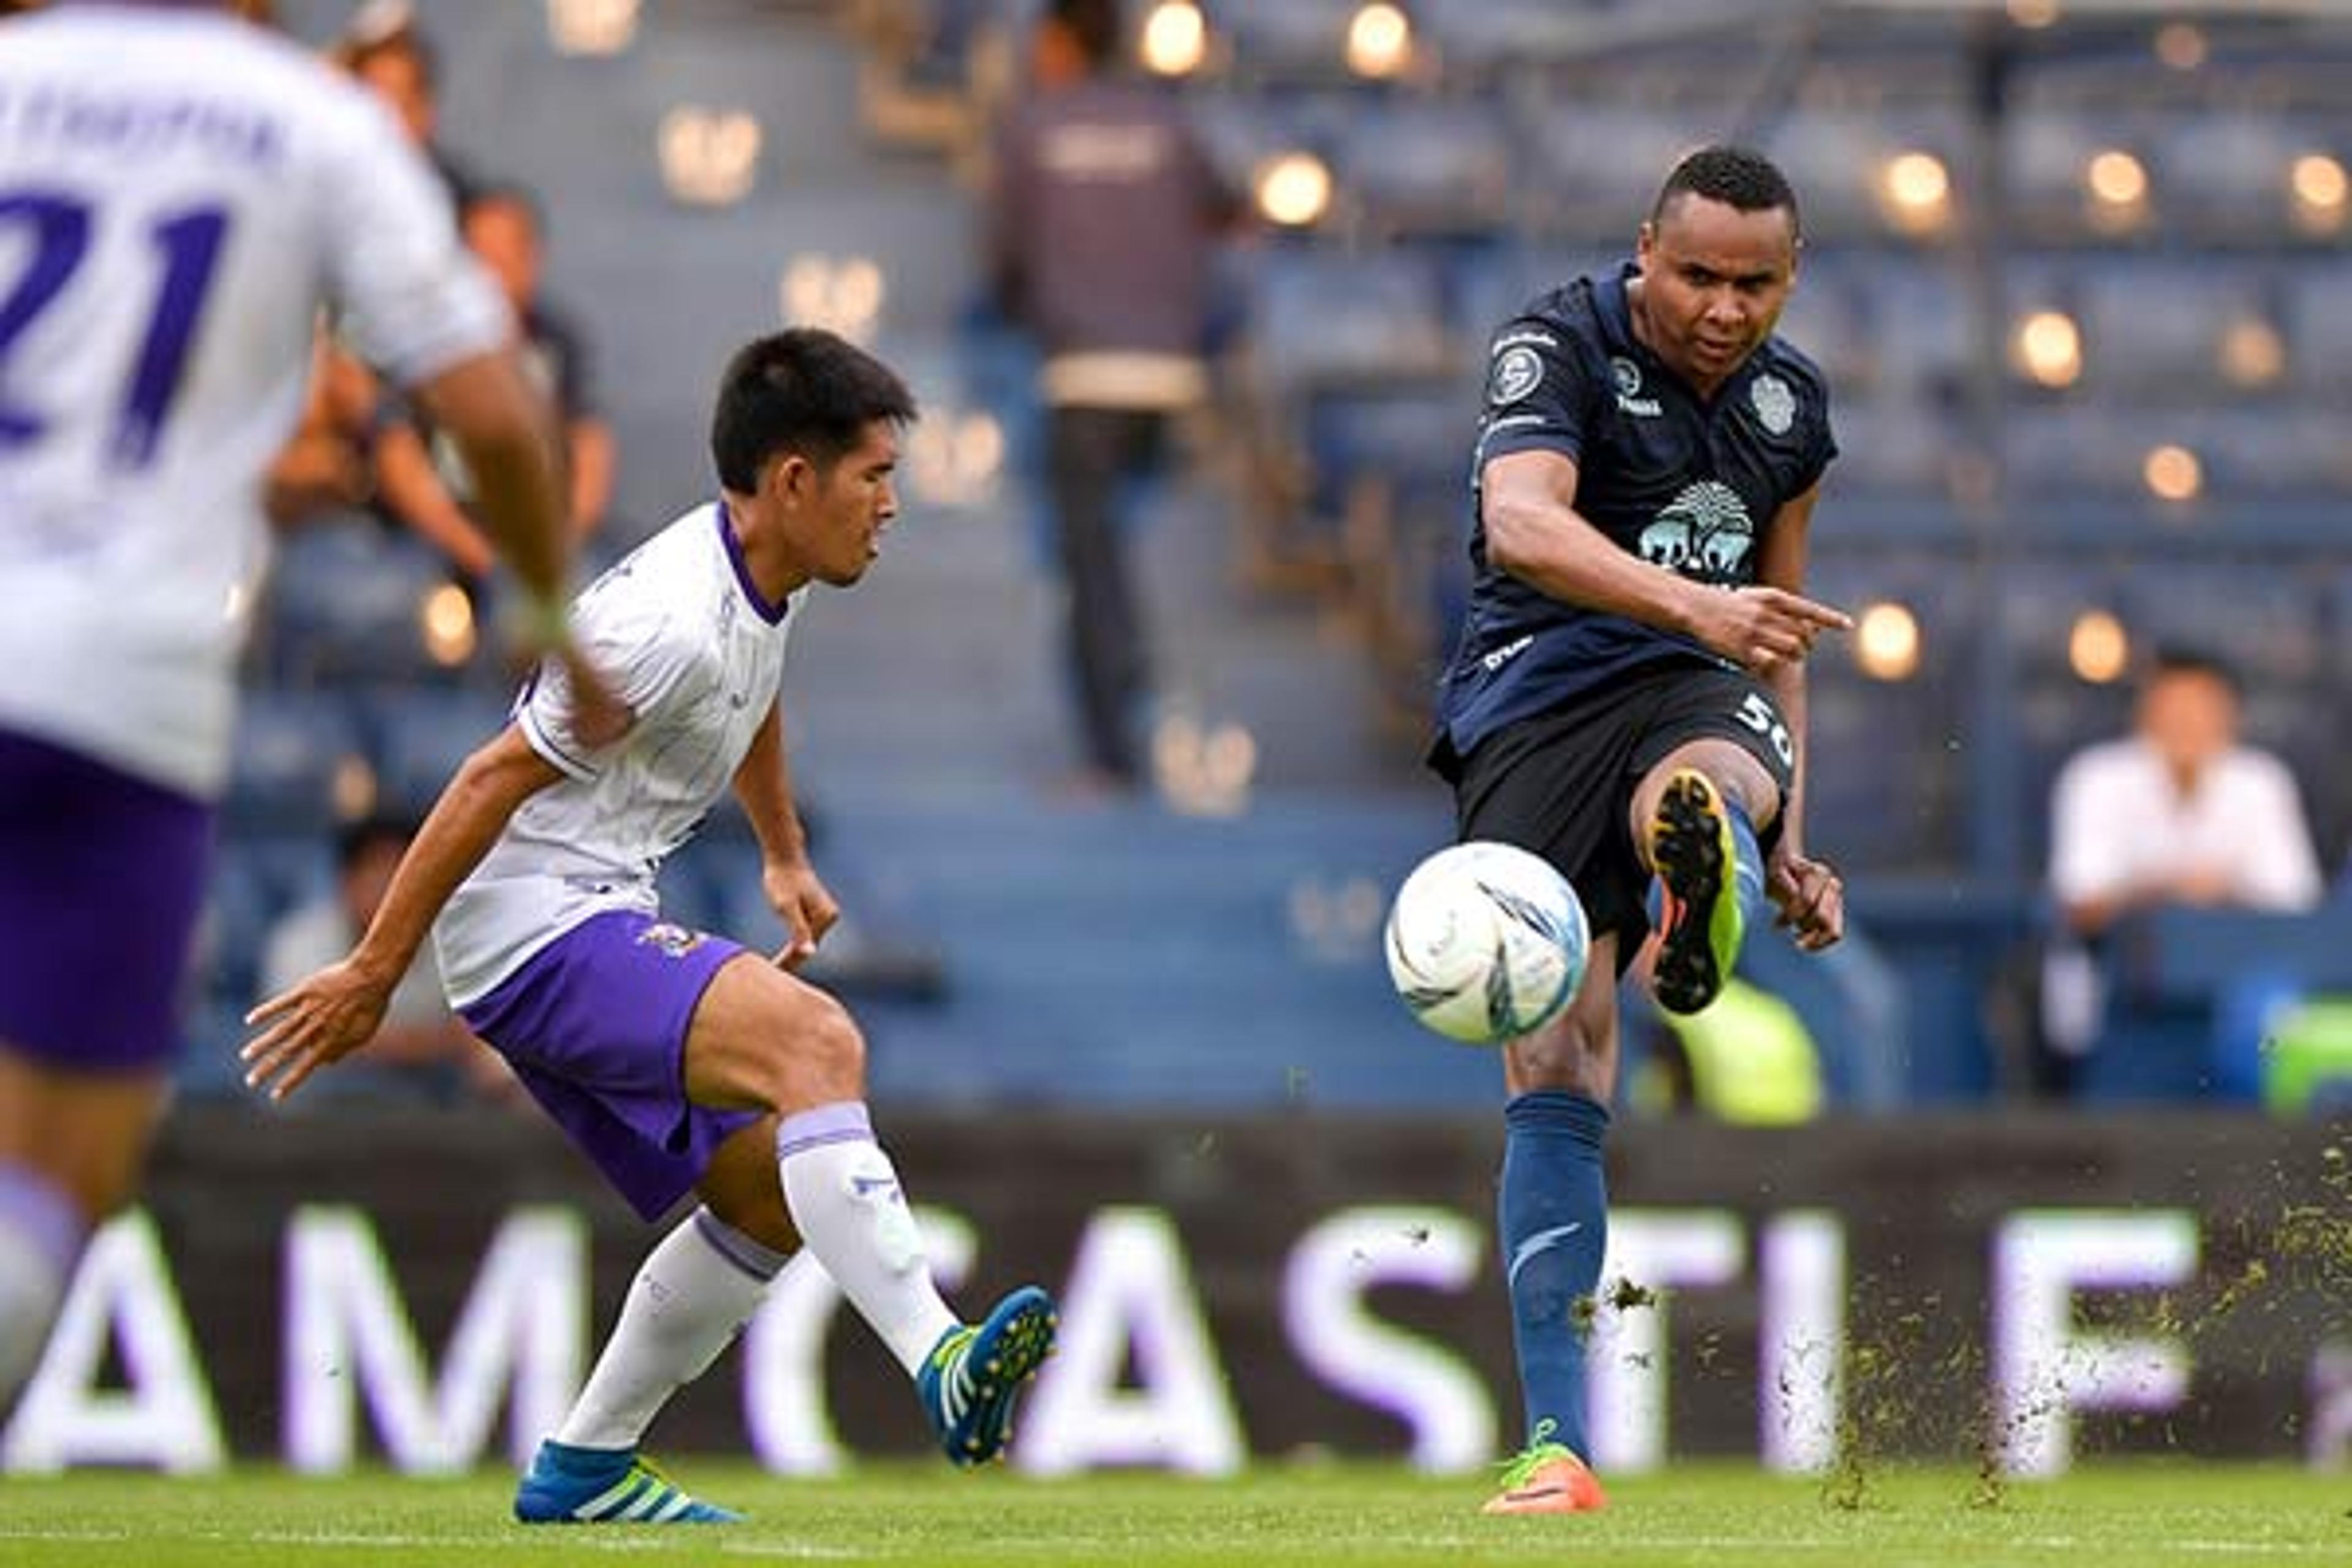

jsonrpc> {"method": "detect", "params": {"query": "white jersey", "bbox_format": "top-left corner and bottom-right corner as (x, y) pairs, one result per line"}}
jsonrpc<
(0, 6), (509, 797)
(435, 503), (804, 1006)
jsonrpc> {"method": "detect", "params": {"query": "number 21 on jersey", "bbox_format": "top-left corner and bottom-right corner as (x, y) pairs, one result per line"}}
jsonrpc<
(0, 187), (232, 470)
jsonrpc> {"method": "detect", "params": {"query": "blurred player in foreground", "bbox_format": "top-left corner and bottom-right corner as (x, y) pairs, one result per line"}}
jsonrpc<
(1427, 146), (1849, 1513)
(244, 329), (1058, 1525)
(0, 0), (612, 1413)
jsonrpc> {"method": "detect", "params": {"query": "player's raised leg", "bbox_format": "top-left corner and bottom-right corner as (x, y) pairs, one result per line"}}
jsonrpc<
(1638, 741), (1774, 1017)
(1485, 933), (1619, 1516)
(688, 955), (1057, 1466)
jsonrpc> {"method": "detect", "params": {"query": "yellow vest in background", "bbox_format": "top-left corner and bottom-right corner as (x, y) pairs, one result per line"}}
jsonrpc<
(1664, 978), (1825, 1125)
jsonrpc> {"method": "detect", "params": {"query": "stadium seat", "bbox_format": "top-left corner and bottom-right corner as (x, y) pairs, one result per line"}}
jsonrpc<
(1333, 100), (1516, 236)
(1245, 244), (1453, 389)
(2282, 257), (2352, 401)
(225, 690), (368, 835)
(263, 519), (461, 687)
(2074, 257), (2280, 403)
(360, 686), (518, 822)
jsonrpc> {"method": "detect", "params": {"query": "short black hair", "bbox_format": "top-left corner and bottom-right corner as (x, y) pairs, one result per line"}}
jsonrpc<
(2149, 644), (2240, 695)
(1651, 144), (1801, 238)
(461, 182), (545, 234)
(1049, 0), (1122, 67)
(335, 813), (417, 870)
(710, 328), (918, 493)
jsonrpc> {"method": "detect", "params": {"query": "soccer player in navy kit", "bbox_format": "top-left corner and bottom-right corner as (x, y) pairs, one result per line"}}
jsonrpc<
(1428, 146), (1852, 1513)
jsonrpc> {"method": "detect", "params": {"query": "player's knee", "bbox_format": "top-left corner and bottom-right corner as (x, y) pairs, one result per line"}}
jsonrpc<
(796, 992), (868, 1098)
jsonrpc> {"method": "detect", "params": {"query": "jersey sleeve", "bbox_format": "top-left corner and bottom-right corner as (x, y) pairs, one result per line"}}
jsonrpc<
(1793, 369), (1838, 496)
(312, 88), (512, 389)
(1473, 318), (1600, 470)
(513, 584), (705, 783)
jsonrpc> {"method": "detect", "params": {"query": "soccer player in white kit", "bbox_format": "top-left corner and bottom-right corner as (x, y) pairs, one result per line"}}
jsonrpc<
(0, 1), (612, 1412)
(244, 329), (1058, 1524)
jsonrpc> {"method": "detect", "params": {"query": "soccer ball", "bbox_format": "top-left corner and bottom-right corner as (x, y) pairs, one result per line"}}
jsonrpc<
(1384, 841), (1589, 1045)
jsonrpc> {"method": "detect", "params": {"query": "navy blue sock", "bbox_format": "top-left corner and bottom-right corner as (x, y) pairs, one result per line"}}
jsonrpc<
(1498, 1090), (1610, 1459)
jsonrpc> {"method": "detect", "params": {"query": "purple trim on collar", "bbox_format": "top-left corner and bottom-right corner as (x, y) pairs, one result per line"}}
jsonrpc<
(714, 501), (788, 625)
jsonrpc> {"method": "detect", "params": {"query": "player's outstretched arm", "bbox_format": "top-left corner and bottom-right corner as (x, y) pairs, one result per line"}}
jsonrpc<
(242, 727), (564, 1101)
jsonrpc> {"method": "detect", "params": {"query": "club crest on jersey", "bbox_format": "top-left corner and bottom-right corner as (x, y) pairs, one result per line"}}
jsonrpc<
(1750, 372), (1796, 436)
(635, 922), (709, 959)
(1487, 345), (1543, 407)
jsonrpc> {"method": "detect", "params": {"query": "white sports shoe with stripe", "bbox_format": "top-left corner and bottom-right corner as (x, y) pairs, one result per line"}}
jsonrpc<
(513, 1440), (740, 1525)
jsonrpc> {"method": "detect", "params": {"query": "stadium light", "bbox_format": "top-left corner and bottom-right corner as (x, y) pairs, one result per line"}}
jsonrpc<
(1254, 152), (1333, 227)
(2153, 21), (2206, 71)
(2084, 149), (2150, 232)
(1346, 3), (1414, 81)
(1854, 600), (1921, 683)
(2143, 443), (2202, 504)
(331, 755), (379, 823)
(658, 107), (761, 206)
(546, 0), (638, 56)
(1140, 1), (1208, 78)
(779, 255), (886, 343)
(1875, 150), (1953, 236)
(2068, 610), (2130, 685)
(419, 582), (476, 668)
(2007, 0), (2061, 27)
(2218, 317), (2285, 390)
(2290, 153), (2348, 234)
(2011, 309), (2082, 389)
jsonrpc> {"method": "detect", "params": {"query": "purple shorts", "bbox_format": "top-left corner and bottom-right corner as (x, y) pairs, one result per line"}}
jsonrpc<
(458, 910), (761, 1221)
(0, 728), (213, 1071)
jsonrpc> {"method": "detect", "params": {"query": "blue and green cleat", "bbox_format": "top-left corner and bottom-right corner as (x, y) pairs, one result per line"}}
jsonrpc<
(920, 1285), (1058, 1466)
(1648, 768), (1743, 1016)
(513, 1439), (741, 1525)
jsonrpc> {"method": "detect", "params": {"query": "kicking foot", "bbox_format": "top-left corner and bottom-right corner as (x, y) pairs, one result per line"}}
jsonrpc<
(513, 1439), (741, 1525)
(920, 1284), (1058, 1466)
(1648, 768), (1742, 1016)
(1483, 1431), (1607, 1515)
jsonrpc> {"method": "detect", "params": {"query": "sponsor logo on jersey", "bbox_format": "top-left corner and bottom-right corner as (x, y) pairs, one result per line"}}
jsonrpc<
(1636, 480), (1755, 584)
(1610, 356), (1661, 417)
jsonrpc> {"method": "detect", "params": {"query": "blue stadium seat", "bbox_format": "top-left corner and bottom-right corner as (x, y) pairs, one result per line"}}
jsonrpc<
(1517, 103), (1712, 237)
(2282, 258), (2352, 401)
(2075, 257), (2279, 402)
(225, 690), (366, 835)
(360, 687), (517, 822)
(1246, 245), (1453, 388)
(263, 519), (459, 687)
(1333, 100), (1515, 236)
(1207, 0), (1361, 79)
(2149, 111), (2302, 240)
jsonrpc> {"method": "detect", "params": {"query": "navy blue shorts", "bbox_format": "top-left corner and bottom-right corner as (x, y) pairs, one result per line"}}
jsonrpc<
(0, 727), (213, 1071)
(1450, 663), (1793, 966)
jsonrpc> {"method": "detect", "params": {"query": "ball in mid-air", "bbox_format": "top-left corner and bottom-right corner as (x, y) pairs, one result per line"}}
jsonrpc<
(1384, 841), (1589, 1045)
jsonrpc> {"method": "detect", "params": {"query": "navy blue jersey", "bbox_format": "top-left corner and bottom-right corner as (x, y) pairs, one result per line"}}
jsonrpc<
(1433, 262), (1836, 770)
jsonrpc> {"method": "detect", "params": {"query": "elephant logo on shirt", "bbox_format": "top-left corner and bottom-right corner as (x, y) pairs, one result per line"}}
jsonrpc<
(1636, 480), (1755, 584)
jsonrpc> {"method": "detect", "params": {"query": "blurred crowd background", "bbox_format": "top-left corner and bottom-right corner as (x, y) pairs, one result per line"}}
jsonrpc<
(168, 0), (2352, 1120)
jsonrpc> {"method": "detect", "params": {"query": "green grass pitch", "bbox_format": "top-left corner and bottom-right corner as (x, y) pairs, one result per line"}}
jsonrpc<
(2, 1462), (2345, 1566)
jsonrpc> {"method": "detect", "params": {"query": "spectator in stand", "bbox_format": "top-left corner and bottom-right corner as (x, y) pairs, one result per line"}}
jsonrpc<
(984, 0), (1242, 794)
(2040, 646), (2324, 1095)
(259, 817), (518, 1107)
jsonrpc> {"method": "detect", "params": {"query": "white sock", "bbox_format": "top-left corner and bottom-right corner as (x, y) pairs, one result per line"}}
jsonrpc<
(776, 1102), (958, 1376)
(553, 1207), (785, 1450)
(0, 1164), (85, 1409)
